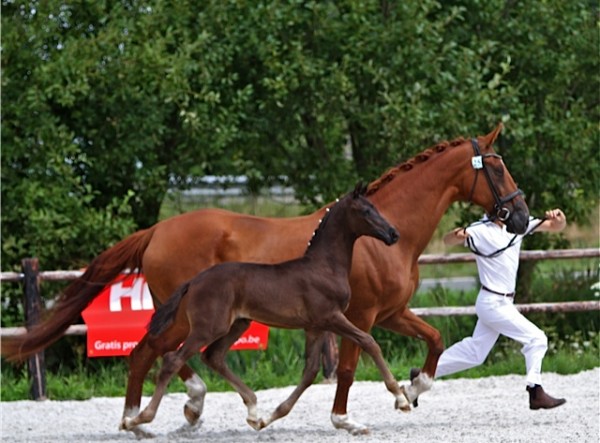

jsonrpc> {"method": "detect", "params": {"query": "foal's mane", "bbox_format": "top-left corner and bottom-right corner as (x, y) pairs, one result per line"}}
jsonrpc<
(366, 137), (466, 197)
(304, 198), (338, 254)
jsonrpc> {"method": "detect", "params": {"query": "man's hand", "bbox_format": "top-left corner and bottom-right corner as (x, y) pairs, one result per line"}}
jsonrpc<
(540, 208), (567, 232)
(443, 227), (470, 246)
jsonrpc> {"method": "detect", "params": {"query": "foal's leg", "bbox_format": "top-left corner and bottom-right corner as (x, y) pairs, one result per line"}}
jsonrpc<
(180, 364), (208, 426)
(120, 337), (207, 433)
(122, 338), (204, 430)
(327, 312), (411, 412)
(200, 319), (262, 428)
(378, 309), (442, 406)
(255, 330), (326, 430)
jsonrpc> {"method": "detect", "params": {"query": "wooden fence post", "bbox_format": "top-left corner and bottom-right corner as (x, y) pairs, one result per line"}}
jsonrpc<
(22, 258), (47, 400)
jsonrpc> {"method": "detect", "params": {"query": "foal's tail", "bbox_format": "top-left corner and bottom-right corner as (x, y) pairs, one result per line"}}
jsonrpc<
(1, 227), (156, 362)
(148, 281), (190, 337)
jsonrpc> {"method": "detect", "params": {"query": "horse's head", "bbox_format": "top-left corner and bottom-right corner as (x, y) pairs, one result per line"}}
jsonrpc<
(463, 123), (529, 234)
(347, 183), (400, 245)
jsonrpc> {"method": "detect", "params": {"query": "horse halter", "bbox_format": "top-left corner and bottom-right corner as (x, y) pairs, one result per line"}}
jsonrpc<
(467, 139), (523, 222)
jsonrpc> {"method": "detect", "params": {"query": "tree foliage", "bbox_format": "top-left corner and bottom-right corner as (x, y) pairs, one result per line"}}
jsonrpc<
(2, 0), (598, 279)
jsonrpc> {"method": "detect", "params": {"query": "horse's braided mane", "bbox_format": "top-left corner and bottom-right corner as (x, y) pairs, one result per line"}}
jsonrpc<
(366, 137), (466, 197)
(304, 197), (340, 254)
(306, 137), (466, 251)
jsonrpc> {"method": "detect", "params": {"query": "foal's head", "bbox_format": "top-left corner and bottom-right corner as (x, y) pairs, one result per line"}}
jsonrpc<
(342, 183), (400, 246)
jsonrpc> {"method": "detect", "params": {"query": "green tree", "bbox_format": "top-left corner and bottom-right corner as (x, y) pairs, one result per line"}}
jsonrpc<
(433, 0), (598, 298)
(2, 0), (597, 302)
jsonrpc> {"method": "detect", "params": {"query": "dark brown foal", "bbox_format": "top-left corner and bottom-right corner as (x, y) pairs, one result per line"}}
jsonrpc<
(121, 183), (403, 432)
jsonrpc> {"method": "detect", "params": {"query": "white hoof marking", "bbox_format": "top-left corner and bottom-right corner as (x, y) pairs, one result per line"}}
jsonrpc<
(331, 413), (369, 435)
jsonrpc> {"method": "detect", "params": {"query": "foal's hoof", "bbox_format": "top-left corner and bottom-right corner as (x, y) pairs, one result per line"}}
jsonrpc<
(120, 417), (135, 431)
(184, 403), (201, 426)
(246, 417), (266, 431)
(120, 418), (154, 438)
(395, 386), (412, 413)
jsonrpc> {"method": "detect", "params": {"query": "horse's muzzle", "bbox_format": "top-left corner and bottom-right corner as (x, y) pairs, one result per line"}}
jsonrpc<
(505, 201), (530, 234)
(384, 228), (400, 246)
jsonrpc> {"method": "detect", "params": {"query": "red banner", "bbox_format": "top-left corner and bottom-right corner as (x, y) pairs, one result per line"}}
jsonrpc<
(81, 273), (268, 357)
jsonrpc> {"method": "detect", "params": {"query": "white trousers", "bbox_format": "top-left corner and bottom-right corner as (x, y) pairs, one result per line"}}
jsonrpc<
(435, 289), (548, 386)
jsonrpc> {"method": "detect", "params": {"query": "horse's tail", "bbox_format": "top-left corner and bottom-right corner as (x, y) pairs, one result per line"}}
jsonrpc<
(1, 227), (157, 362)
(147, 281), (190, 337)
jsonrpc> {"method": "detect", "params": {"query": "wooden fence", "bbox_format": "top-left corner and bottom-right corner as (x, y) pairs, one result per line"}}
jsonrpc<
(1, 248), (598, 400)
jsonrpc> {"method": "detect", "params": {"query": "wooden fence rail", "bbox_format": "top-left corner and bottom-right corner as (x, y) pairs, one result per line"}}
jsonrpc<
(1, 248), (598, 336)
(1, 248), (598, 400)
(2, 248), (599, 282)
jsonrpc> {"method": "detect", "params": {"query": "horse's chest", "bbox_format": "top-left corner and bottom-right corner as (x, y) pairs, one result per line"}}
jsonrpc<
(325, 281), (352, 309)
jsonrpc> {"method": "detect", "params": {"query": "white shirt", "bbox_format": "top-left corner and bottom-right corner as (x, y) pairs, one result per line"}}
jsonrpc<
(464, 216), (540, 293)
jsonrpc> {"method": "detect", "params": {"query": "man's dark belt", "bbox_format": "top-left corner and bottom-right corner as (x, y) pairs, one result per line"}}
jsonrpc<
(482, 285), (515, 298)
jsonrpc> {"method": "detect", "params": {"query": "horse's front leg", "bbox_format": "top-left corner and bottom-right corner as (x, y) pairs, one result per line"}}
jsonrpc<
(257, 330), (326, 429)
(330, 314), (412, 410)
(378, 308), (443, 406)
(330, 316), (375, 435)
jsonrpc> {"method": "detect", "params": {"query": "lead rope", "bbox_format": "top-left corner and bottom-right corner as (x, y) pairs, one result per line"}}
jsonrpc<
(464, 216), (547, 258)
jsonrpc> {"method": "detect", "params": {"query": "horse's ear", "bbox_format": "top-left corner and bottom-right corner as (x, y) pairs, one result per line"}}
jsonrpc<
(481, 122), (504, 149)
(353, 181), (365, 198)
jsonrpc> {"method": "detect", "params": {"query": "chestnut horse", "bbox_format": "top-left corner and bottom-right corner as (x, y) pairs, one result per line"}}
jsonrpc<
(122, 184), (401, 432)
(2, 124), (529, 435)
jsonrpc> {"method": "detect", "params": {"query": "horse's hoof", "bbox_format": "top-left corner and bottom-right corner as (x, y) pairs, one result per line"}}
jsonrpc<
(246, 417), (265, 431)
(184, 403), (201, 426)
(409, 367), (421, 408)
(395, 399), (412, 412)
(351, 426), (370, 436)
(120, 417), (134, 431)
(395, 386), (412, 412)
(119, 418), (154, 439)
(331, 414), (369, 435)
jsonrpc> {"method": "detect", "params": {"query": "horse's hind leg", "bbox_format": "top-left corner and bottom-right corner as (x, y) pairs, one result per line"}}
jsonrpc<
(257, 330), (325, 430)
(121, 336), (206, 433)
(120, 336), (161, 436)
(180, 365), (207, 426)
(200, 320), (261, 427)
(122, 339), (202, 431)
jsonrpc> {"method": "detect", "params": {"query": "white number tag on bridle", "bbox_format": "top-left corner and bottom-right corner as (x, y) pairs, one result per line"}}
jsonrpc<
(471, 156), (483, 169)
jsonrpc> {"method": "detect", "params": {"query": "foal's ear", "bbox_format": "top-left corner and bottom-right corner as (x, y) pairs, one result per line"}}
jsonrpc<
(353, 181), (367, 198)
